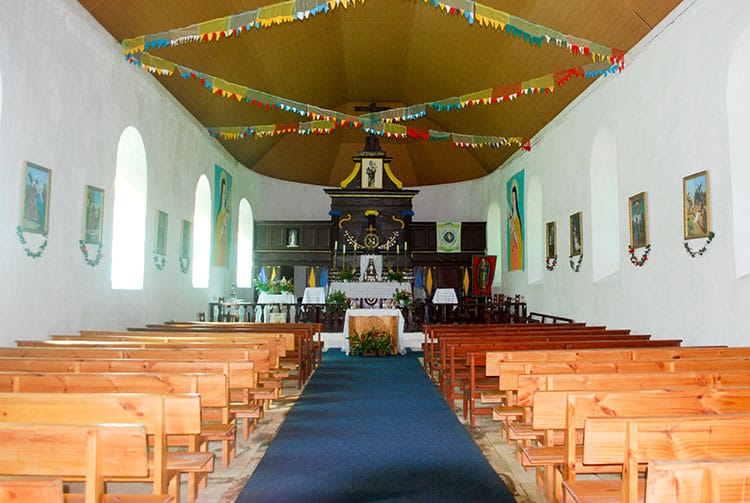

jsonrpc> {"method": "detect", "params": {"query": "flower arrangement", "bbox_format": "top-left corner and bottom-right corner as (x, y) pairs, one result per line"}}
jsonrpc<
(348, 327), (395, 357)
(254, 275), (294, 294)
(338, 267), (357, 282)
(392, 289), (412, 306)
(326, 290), (351, 313)
(386, 268), (404, 282)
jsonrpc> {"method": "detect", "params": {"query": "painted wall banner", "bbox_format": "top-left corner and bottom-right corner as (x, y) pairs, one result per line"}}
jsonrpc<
(213, 165), (232, 266)
(437, 221), (461, 253)
(506, 170), (525, 271)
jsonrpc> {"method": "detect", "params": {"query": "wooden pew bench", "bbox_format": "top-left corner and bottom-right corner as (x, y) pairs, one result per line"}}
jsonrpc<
(523, 388), (750, 501)
(0, 393), (208, 502)
(0, 358), (265, 443)
(0, 478), (64, 503)
(0, 371), (237, 469)
(645, 457), (750, 502)
(562, 414), (750, 503)
(504, 369), (750, 464)
(0, 422), (173, 503)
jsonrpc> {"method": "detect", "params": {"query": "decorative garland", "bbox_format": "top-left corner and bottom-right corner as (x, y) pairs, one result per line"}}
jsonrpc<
(16, 226), (48, 259)
(545, 256), (557, 271)
(79, 240), (104, 267)
(123, 0), (624, 68)
(628, 244), (651, 267)
(569, 254), (583, 272)
(153, 254), (166, 270)
(684, 231), (715, 258)
(179, 256), (191, 274)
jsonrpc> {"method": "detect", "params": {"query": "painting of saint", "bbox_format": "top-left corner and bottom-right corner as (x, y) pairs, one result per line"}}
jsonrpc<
(570, 212), (583, 257)
(506, 170), (525, 271)
(212, 165), (232, 266)
(84, 185), (104, 244)
(628, 192), (648, 249)
(545, 221), (556, 259)
(683, 171), (710, 239)
(22, 162), (51, 234)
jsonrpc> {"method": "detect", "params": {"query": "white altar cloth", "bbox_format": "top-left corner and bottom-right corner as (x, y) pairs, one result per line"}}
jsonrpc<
(341, 308), (406, 355)
(255, 292), (296, 322)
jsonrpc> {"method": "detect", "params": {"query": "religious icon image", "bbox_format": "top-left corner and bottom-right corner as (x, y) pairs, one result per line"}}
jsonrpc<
(683, 170), (710, 239)
(472, 255), (496, 296)
(361, 158), (383, 189)
(570, 211), (583, 257)
(84, 185), (104, 245)
(22, 162), (52, 235)
(212, 166), (232, 266)
(628, 192), (648, 249)
(506, 170), (525, 271)
(545, 221), (556, 259)
(286, 227), (299, 248)
(155, 210), (168, 256)
(180, 219), (192, 259)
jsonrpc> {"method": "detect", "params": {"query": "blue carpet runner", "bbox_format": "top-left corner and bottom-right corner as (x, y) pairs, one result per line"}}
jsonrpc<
(237, 350), (515, 502)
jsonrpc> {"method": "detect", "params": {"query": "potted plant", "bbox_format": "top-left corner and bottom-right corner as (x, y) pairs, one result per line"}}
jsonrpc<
(386, 268), (404, 282)
(392, 289), (412, 307)
(348, 327), (395, 357)
(326, 290), (351, 314)
(338, 267), (357, 282)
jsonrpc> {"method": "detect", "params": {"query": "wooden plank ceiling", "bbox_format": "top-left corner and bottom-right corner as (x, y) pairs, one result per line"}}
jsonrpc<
(80, 0), (682, 187)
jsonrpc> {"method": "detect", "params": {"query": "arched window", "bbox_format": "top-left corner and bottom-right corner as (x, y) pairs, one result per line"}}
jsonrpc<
(111, 127), (147, 290)
(589, 128), (620, 282)
(727, 28), (750, 278)
(192, 175), (211, 288)
(236, 199), (254, 288)
(486, 201), (503, 287)
(526, 176), (543, 285)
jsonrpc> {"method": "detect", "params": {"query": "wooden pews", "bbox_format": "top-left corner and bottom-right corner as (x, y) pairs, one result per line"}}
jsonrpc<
(0, 392), (207, 502)
(562, 414), (750, 503)
(0, 422), (172, 503)
(645, 457), (750, 503)
(0, 478), (64, 503)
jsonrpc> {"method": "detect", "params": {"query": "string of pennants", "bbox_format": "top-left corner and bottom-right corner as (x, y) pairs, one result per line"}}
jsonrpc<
(120, 0), (624, 151)
(121, 0), (624, 69)
(206, 123), (531, 150)
(128, 51), (616, 148)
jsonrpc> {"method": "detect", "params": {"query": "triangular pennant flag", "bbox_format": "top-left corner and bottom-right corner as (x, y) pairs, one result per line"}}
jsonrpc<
(270, 266), (277, 282)
(426, 268), (433, 296)
(320, 267), (328, 287)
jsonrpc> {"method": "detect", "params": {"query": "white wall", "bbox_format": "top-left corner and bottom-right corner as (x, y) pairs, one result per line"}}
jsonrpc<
(492, 0), (750, 345)
(0, 0), (329, 342)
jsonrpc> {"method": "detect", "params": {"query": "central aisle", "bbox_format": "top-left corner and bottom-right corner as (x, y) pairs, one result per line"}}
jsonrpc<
(237, 350), (515, 502)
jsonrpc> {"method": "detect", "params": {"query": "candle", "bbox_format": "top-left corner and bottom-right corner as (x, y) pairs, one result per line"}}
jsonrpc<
(404, 242), (408, 252)
(334, 240), (338, 250)
(396, 245), (400, 255)
(343, 245), (346, 255)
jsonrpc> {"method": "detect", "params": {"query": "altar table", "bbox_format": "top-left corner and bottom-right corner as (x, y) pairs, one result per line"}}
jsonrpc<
(341, 308), (406, 355)
(255, 292), (296, 323)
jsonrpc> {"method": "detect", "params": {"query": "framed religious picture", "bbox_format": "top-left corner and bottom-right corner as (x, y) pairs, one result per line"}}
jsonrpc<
(683, 170), (710, 239)
(22, 162), (52, 234)
(180, 219), (192, 259)
(628, 192), (649, 249)
(545, 221), (556, 259)
(286, 227), (300, 248)
(472, 255), (497, 296)
(155, 210), (168, 255)
(83, 185), (104, 245)
(361, 158), (383, 189)
(569, 211), (583, 257)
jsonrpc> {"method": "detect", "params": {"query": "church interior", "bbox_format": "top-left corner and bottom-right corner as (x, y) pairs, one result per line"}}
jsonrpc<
(2, 0), (750, 501)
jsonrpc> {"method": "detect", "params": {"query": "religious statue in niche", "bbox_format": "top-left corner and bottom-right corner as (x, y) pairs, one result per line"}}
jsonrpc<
(364, 258), (379, 282)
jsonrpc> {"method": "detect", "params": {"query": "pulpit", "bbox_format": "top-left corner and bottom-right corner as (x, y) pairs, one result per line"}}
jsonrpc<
(342, 308), (406, 355)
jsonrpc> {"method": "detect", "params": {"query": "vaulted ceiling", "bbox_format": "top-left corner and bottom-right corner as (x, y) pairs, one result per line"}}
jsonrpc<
(80, 0), (682, 187)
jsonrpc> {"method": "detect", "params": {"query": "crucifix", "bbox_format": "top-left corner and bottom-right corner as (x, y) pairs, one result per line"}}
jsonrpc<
(355, 101), (390, 152)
